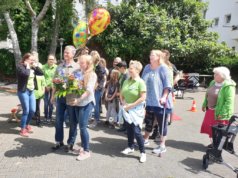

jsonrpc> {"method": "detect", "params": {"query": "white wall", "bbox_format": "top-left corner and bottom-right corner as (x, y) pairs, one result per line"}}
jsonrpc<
(0, 38), (12, 50)
(203, 0), (238, 51)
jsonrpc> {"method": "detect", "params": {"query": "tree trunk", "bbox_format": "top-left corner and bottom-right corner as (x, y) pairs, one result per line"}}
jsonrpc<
(49, 15), (60, 55)
(3, 11), (22, 65)
(25, 0), (53, 53)
(31, 19), (39, 52)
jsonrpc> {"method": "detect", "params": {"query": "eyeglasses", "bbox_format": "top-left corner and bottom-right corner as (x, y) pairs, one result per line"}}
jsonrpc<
(48, 58), (54, 60)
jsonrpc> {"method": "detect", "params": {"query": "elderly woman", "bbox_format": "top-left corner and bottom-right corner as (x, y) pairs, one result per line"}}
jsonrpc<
(200, 66), (236, 147)
(120, 60), (147, 163)
(142, 50), (172, 155)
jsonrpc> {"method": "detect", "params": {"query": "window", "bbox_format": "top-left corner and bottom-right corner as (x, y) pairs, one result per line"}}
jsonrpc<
(232, 46), (236, 50)
(225, 14), (231, 24)
(213, 18), (219, 27)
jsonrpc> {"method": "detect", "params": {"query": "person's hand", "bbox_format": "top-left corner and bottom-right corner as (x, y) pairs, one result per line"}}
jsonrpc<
(24, 61), (30, 69)
(50, 96), (55, 104)
(217, 115), (222, 119)
(45, 87), (50, 92)
(69, 98), (82, 106)
(68, 99), (78, 106)
(159, 97), (166, 105)
(124, 103), (133, 111)
(202, 107), (206, 112)
(31, 62), (38, 68)
(106, 96), (112, 101)
(78, 80), (84, 88)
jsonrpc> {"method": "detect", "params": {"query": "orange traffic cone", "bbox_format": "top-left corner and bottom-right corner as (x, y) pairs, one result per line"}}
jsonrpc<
(189, 100), (197, 112)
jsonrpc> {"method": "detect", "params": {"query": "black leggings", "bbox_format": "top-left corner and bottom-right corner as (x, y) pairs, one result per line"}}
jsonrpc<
(144, 107), (169, 136)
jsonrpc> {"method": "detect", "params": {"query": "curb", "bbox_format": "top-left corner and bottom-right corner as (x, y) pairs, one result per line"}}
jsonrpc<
(0, 86), (17, 94)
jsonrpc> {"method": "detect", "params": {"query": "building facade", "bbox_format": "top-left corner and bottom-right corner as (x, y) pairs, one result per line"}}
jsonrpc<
(203, 0), (238, 51)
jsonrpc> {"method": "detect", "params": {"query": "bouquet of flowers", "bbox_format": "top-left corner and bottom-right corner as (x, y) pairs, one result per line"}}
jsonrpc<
(53, 69), (85, 98)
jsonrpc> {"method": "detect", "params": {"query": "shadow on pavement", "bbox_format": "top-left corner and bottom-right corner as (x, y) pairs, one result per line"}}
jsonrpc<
(91, 136), (138, 160)
(4, 137), (70, 158)
(88, 122), (127, 137)
(180, 157), (224, 178)
(167, 140), (206, 152)
(0, 119), (20, 135)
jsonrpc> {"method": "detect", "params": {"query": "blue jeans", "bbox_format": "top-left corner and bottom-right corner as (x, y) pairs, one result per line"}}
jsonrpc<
(17, 89), (36, 129)
(94, 90), (102, 122)
(64, 109), (69, 123)
(77, 102), (94, 152)
(127, 123), (145, 153)
(67, 106), (78, 145)
(55, 97), (67, 143)
(44, 89), (53, 119)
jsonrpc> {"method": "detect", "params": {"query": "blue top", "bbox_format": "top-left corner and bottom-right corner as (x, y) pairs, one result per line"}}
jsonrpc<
(142, 64), (173, 109)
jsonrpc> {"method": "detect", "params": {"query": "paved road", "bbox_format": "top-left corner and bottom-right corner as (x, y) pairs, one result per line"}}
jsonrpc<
(0, 88), (238, 178)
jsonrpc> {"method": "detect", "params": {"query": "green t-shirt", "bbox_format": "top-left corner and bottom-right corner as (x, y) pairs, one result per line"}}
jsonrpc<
(42, 63), (57, 87)
(27, 69), (35, 90)
(121, 77), (146, 104)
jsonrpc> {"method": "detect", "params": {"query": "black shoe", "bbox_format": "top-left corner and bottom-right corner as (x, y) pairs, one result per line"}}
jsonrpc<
(149, 125), (158, 139)
(36, 120), (43, 127)
(149, 131), (158, 140)
(64, 144), (73, 152)
(118, 127), (126, 132)
(168, 120), (172, 125)
(104, 121), (110, 126)
(207, 143), (214, 148)
(52, 142), (64, 151)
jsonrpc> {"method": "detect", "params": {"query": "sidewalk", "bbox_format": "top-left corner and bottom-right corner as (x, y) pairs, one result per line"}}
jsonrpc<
(0, 82), (17, 93)
(0, 89), (237, 178)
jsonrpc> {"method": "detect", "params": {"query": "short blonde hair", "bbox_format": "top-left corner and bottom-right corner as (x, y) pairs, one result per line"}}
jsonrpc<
(114, 57), (122, 63)
(213, 66), (231, 80)
(90, 50), (100, 64)
(78, 55), (94, 87)
(129, 60), (143, 73)
(150, 50), (165, 63)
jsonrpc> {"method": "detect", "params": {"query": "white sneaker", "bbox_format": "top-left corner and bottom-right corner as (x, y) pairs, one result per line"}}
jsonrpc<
(144, 139), (150, 146)
(152, 145), (167, 154)
(121, 147), (134, 155)
(140, 153), (146, 163)
(88, 121), (97, 128)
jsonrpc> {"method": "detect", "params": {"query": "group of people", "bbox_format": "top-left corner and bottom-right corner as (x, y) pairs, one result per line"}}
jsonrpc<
(15, 44), (236, 163)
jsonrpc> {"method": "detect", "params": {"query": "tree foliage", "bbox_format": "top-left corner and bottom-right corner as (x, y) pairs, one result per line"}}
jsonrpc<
(93, 0), (236, 73)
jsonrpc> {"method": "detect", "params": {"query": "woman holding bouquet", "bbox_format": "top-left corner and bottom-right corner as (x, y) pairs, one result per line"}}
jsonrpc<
(69, 55), (97, 161)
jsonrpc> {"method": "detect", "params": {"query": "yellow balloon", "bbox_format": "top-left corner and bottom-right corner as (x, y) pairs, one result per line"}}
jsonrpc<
(73, 21), (88, 48)
(88, 8), (111, 36)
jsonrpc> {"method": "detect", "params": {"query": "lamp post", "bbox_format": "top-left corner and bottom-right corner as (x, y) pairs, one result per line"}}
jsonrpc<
(58, 38), (64, 62)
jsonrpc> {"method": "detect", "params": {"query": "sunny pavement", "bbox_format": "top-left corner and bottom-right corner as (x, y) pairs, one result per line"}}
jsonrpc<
(0, 88), (238, 178)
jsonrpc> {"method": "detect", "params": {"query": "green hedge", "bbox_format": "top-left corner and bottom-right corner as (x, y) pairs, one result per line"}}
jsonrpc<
(0, 49), (15, 77)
